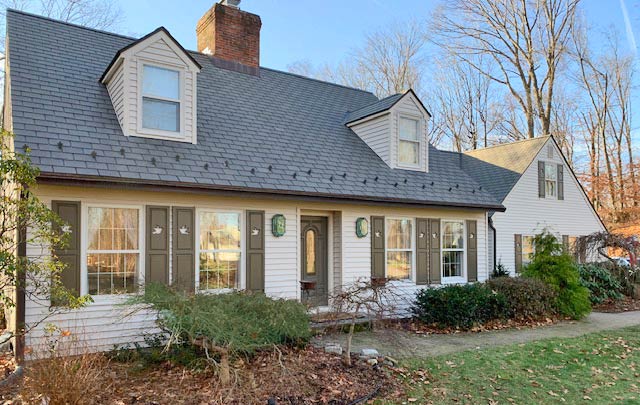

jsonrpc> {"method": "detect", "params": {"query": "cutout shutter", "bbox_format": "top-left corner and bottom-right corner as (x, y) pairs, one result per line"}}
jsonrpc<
(467, 220), (478, 282)
(514, 234), (523, 273)
(146, 206), (170, 285)
(538, 161), (546, 198)
(371, 216), (385, 279)
(246, 210), (265, 293)
(172, 207), (195, 292)
(52, 201), (81, 298)
(557, 164), (564, 200)
(416, 218), (429, 285)
(429, 219), (441, 285)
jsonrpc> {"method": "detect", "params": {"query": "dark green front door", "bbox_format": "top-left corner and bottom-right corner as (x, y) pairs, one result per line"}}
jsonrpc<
(301, 216), (328, 306)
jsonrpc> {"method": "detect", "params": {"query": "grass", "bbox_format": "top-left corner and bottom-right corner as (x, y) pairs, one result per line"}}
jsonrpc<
(386, 326), (640, 404)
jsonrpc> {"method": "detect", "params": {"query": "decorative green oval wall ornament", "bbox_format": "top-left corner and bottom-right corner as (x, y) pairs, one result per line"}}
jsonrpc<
(271, 214), (286, 237)
(356, 217), (369, 238)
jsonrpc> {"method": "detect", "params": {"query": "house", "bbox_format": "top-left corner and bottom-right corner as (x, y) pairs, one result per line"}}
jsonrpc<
(461, 137), (606, 273)
(2, 1), (602, 354)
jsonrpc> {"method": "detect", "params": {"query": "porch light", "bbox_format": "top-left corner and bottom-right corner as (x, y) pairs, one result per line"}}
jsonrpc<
(356, 217), (369, 238)
(272, 214), (286, 237)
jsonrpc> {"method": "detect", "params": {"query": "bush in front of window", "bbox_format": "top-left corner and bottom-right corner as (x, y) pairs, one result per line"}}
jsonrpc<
(411, 284), (509, 330)
(132, 283), (311, 385)
(522, 232), (591, 320)
(578, 263), (624, 305)
(485, 277), (558, 320)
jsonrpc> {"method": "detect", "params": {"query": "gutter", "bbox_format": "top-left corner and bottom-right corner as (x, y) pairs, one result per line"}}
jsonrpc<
(37, 172), (507, 212)
(488, 215), (497, 272)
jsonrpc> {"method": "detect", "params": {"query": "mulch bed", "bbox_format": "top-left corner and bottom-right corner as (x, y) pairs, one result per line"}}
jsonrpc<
(393, 317), (561, 335)
(1, 346), (403, 405)
(0, 351), (16, 380)
(594, 296), (640, 313)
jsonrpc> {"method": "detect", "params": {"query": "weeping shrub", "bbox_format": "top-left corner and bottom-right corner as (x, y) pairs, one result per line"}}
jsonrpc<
(578, 263), (624, 304)
(522, 232), (591, 319)
(132, 283), (311, 384)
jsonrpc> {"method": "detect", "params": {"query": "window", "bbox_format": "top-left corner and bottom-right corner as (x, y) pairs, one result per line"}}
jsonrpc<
(386, 218), (413, 280)
(198, 212), (241, 290)
(398, 117), (420, 166)
(142, 65), (180, 132)
(442, 220), (465, 278)
(522, 235), (535, 265)
(87, 207), (140, 295)
(545, 163), (557, 197)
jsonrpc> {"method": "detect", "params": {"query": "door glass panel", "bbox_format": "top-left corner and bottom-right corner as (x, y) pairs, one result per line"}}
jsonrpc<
(305, 229), (316, 275)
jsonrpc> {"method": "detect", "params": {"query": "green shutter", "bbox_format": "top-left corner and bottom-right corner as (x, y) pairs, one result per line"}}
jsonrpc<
(538, 161), (546, 198)
(467, 220), (478, 282)
(246, 210), (265, 293)
(429, 219), (441, 285)
(514, 234), (523, 273)
(145, 206), (170, 286)
(51, 201), (81, 299)
(557, 164), (564, 200)
(371, 216), (385, 279)
(172, 207), (195, 292)
(416, 218), (429, 285)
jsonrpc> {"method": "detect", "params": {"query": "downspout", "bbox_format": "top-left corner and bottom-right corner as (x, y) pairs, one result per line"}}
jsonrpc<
(488, 214), (497, 273)
(14, 189), (27, 365)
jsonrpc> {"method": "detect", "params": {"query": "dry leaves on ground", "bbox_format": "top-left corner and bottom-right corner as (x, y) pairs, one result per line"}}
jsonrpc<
(594, 297), (640, 313)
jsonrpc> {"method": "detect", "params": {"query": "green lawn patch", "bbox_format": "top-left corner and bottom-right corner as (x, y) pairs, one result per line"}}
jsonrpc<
(388, 326), (640, 404)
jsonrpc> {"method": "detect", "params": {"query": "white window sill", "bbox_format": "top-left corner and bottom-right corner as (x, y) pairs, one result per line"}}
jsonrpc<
(441, 276), (467, 285)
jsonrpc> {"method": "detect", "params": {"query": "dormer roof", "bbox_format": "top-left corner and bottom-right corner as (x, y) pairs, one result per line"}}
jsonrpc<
(345, 89), (431, 125)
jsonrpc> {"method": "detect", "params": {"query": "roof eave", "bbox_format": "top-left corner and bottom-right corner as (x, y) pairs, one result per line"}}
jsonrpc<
(37, 172), (506, 212)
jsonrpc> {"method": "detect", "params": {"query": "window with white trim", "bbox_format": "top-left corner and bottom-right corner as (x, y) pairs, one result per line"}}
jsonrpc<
(522, 235), (535, 265)
(398, 117), (420, 166)
(545, 163), (557, 197)
(442, 220), (465, 278)
(87, 207), (140, 295)
(386, 218), (413, 280)
(142, 65), (181, 133)
(198, 211), (241, 290)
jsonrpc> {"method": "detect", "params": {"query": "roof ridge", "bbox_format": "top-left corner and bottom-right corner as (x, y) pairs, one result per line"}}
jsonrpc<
(7, 8), (137, 41)
(8, 8), (376, 97)
(463, 136), (551, 154)
(348, 92), (402, 113)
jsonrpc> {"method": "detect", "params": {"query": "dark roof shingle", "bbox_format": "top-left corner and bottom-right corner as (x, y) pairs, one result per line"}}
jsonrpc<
(7, 10), (503, 210)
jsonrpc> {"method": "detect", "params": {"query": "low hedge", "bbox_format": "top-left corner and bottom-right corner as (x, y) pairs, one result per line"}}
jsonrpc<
(485, 277), (558, 319)
(411, 283), (508, 330)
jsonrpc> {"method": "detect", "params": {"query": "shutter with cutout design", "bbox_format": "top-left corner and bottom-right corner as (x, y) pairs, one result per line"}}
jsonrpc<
(467, 220), (478, 282)
(52, 201), (81, 299)
(371, 216), (385, 279)
(246, 210), (265, 293)
(416, 218), (429, 285)
(514, 234), (523, 273)
(146, 206), (170, 285)
(557, 164), (564, 200)
(538, 161), (546, 198)
(173, 207), (195, 292)
(429, 219), (441, 284)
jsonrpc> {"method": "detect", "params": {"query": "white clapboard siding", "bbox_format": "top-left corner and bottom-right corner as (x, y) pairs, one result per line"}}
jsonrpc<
(492, 139), (605, 274)
(105, 62), (126, 128)
(349, 114), (391, 165)
(25, 184), (489, 352)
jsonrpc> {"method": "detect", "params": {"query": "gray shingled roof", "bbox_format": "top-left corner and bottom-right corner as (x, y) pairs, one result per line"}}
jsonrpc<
(461, 137), (550, 202)
(344, 93), (403, 124)
(7, 10), (503, 210)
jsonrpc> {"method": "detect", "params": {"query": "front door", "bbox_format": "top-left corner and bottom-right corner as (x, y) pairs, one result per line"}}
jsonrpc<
(301, 216), (328, 306)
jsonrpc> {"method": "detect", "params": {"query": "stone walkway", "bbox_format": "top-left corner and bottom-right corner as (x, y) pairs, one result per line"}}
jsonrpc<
(313, 311), (640, 359)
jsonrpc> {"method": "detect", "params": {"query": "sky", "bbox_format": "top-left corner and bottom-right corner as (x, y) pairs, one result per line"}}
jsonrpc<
(113, 0), (640, 72)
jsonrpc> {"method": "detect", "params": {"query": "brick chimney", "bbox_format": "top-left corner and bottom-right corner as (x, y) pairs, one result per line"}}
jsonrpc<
(196, 1), (261, 70)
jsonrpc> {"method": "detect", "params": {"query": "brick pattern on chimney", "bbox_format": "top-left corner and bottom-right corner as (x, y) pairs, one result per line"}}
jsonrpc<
(196, 3), (261, 69)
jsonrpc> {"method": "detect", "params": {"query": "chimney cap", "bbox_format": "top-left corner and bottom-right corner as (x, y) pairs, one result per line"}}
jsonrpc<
(220, 0), (240, 8)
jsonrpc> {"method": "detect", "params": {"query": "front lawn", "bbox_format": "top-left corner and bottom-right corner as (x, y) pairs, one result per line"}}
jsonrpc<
(390, 326), (640, 404)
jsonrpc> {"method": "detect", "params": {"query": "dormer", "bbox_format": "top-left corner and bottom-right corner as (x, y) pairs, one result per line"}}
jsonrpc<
(100, 27), (202, 143)
(346, 90), (431, 172)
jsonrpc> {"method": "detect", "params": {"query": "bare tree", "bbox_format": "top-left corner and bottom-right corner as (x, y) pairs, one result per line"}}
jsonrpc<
(1, 0), (123, 30)
(431, 0), (580, 139)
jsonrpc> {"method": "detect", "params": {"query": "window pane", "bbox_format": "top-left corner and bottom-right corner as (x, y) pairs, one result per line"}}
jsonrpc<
(199, 252), (239, 290)
(442, 251), (463, 277)
(199, 212), (241, 251)
(305, 229), (316, 275)
(399, 140), (419, 165)
(399, 117), (419, 141)
(386, 251), (411, 280)
(443, 221), (464, 249)
(545, 164), (557, 180)
(87, 253), (138, 295)
(142, 65), (179, 99)
(142, 98), (180, 132)
(545, 180), (556, 197)
(522, 236), (535, 265)
(387, 219), (412, 249)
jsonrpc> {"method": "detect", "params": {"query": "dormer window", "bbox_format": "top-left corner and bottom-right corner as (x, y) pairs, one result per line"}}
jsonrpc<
(398, 117), (421, 167)
(142, 65), (181, 133)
